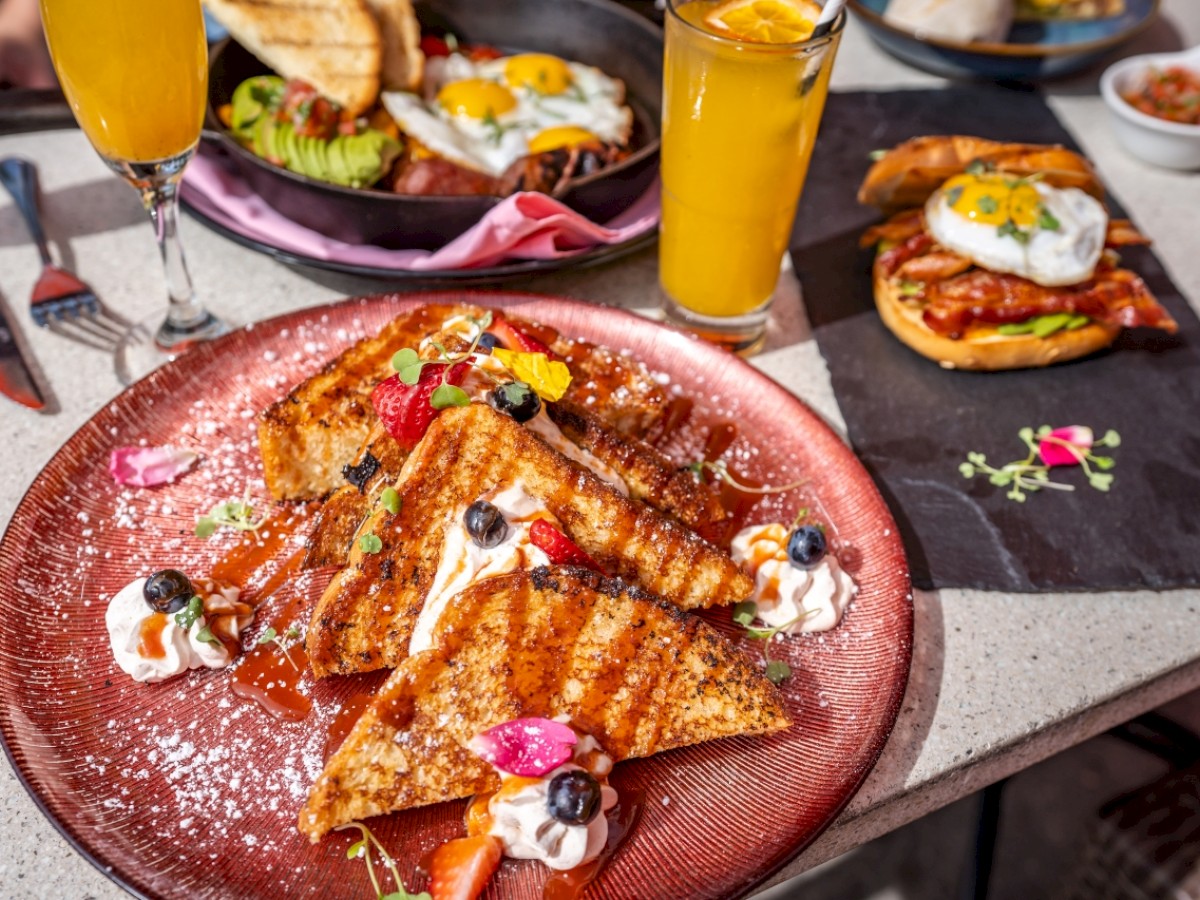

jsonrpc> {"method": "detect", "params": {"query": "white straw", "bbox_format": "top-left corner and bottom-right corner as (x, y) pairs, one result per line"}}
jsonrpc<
(814, 0), (848, 36)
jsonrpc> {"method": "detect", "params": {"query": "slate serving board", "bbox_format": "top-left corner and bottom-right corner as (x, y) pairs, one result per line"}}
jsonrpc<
(791, 87), (1200, 592)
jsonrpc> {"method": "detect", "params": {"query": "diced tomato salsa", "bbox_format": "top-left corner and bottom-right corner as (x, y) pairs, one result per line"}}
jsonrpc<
(1121, 66), (1200, 126)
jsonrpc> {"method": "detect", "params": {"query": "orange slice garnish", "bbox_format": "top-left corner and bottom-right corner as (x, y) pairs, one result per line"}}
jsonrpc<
(704, 0), (822, 43)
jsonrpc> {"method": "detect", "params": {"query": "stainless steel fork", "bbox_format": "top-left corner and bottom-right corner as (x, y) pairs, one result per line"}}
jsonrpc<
(0, 157), (132, 351)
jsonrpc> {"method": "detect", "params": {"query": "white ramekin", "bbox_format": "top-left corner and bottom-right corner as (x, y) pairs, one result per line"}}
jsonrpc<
(1100, 44), (1200, 170)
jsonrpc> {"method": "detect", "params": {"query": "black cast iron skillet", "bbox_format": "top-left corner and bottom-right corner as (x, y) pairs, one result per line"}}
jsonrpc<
(204, 0), (662, 250)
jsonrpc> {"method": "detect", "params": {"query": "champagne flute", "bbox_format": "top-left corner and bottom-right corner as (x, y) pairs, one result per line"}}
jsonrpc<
(38, 0), (228, 384)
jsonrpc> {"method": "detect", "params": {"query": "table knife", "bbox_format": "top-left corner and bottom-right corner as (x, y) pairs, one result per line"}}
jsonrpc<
(0, 302), (45, 409)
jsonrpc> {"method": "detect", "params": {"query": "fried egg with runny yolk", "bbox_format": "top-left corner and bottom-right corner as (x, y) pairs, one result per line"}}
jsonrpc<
(924, 172), (1108, 287)
(380, 51), (633, 179)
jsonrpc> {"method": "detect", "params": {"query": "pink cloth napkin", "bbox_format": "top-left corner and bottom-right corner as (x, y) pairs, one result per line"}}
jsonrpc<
(180, 152), (660, 271)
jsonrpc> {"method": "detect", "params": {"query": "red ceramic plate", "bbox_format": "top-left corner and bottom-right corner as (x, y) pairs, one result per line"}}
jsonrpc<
(0, 292), (912, 900)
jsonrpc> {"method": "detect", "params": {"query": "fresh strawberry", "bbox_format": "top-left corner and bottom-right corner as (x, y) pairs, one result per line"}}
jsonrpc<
(490, 315), (557, 358)
(529, 520), (605, 574)
(427, 835), (502, 900)
(371, 362), (468, 451)
(420, 34), (452, 57)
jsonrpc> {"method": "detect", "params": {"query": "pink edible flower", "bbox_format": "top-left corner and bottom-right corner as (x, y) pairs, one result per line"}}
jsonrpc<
(468, 717), (577, 777)
(109, 445), (198, 487)
(1037, 426), (1093, 468)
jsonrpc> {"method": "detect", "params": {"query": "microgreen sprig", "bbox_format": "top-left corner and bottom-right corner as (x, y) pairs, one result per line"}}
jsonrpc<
(174, 595), (204, 631)
(335, 821), (431, 900)
(732, 600), (817, 685)
(960, 425), (1120, 503)
(257, 625), (302, 671)
(195, 487), (265, 538)
(392, 313), (496, 410)
(379, 487), (401, 515)
(686, 460), (805, 495)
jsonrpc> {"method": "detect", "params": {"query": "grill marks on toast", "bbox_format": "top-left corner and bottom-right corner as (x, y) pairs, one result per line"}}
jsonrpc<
(304, 402), (726, 569)
(258, 304), (480, 501)
(298, 567), (790, 841)
(305, 404), (752, 678)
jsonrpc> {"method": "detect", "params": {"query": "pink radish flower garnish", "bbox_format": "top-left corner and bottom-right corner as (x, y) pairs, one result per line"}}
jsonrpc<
(960, 425), (1120, 503)
(1037, 426), (1093, 467)
(109, 446), (198, 487)
(468, 717), (577, 777)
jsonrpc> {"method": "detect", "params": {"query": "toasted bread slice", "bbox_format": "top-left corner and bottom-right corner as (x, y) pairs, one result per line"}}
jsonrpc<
(259, 305), (667, 502)
(303, 399), (725, 569)
(361, 0), (423, 90)
(306, 404), (752, 677)
(299, 566), (789, 841)
(258, 304), (478, 501)
(203, 0), (382, 115)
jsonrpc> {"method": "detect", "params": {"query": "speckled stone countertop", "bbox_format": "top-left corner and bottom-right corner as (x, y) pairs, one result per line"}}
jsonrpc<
(2, 6), (1199, 897)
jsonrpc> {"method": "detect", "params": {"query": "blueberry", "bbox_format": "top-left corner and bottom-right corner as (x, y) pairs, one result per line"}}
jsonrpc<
(476, 332), (499, 353)
(143, 569), (193, 614)
(546, 770), (602, 826)
(464, 500), (508, 549)
(488, 381), (541, 424)
(786, 525), (827, 570)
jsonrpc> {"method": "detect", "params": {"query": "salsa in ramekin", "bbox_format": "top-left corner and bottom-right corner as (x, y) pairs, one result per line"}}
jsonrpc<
(1121, 66), (1200, 126)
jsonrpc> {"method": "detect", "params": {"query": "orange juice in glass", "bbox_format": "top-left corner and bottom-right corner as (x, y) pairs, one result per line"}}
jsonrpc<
(39, 0), (227, 383)
(660, 0), (843, 353)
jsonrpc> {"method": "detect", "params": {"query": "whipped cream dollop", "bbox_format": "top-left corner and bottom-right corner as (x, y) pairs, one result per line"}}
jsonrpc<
(410, 484), (553, 654)
(523, 409), (629, 495)
(487, 734), (618, 871)
(105, 577), (253, 683)
(731, 523), (856, 633)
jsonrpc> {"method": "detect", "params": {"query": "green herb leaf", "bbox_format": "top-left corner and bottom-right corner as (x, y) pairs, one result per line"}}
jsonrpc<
(1101, 429), (1121, 447)
(346, 839), (365, 860)
(898, 280), (923, 297)
(977, 195), (998, 215)
(257, 627), (278, 645)
(959, 463), (975, 478)
(284, 626), (301, 642)
(1037, 205), (1061, 231)
(1089, 473), (1114, 491)
(195, 624), (220, 645)
(360, 533), (383, 554)
(194, 518), (217, 538)
(744, 626), (776, 641)
(392, 348), (420, 373)
(430, 384), (470, 409)
(764, 660), (792, 685)
(945, 185), (964, 207)
(380, 487), (401, 515)
(868, 148), (887, 161)
(732, 601), (758, 628)
(174, 595), (203, 631)
(965, 159), (987, 175)
(1091, 455), (1115, 470)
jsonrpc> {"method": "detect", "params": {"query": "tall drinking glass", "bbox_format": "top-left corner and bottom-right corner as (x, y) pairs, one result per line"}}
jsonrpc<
(659, 1), (844, 354)
(39, 0), (227, 383)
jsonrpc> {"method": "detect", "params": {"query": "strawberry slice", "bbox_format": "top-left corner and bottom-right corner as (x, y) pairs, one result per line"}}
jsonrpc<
(490, 315), (557, 358)
(371, 362), (468, 451)
(529, 520), (605, 574)
(428, 835), (502, 900)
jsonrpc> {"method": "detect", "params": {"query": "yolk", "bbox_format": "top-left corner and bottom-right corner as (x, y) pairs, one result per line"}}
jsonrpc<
(504, 54), (574, 95)
(943, 173), (1040, 228)
(528, 125), (598, 154)
(438, 79), (517, 119)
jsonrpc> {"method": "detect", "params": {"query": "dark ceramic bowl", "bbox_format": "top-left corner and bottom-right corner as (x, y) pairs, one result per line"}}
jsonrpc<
(849, 0), (1159, 81)
(204, 0), (663, 250)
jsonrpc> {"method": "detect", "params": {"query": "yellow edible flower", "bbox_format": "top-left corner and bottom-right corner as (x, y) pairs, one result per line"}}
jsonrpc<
(492, 349), (573, 402)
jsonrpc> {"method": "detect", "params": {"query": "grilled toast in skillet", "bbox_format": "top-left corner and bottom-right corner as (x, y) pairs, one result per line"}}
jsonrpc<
(299, 566), (790, 841)
(303, 398), (725, 570)
(259, 305), (668, 502)
(306, 403), (752, 678)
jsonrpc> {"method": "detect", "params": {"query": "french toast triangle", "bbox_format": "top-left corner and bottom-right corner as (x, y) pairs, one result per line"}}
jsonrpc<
(305, 403), (753, 678)
(303, 398), (726, 569)
(299, 566), (791, 842)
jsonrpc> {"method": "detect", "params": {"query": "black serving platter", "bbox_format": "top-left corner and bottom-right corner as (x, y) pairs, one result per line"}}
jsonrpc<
(204, 0), (663, 250)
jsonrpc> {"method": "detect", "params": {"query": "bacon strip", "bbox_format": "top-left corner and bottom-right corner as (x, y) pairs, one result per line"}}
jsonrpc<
(923, 266), (1177, 337)
(864, 209), (1177, 339)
